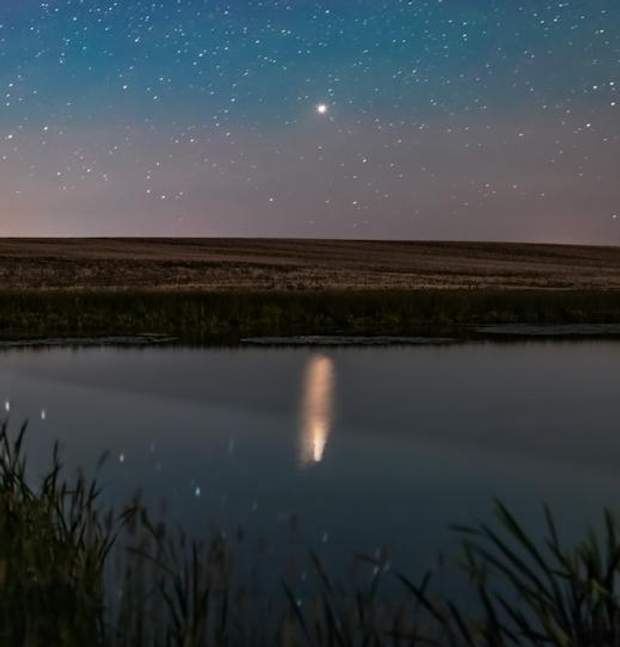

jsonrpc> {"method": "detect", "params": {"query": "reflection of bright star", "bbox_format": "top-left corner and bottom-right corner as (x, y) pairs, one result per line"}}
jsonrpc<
(316, 103), (328, 115)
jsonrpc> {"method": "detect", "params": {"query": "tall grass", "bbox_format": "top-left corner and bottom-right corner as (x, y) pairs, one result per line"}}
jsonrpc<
(2, 288), (620, 342)
(2, 421), (620, 646)
(439, 501), (620, 646)
(0, 423), (118, 644)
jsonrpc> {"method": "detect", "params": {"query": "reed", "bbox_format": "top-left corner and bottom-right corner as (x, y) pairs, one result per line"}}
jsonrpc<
(1, 421), (619, 646)
(2, 288), (620, 343)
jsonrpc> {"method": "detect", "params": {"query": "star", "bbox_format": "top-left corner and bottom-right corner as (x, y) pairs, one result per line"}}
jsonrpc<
(316, 103), (329, 115)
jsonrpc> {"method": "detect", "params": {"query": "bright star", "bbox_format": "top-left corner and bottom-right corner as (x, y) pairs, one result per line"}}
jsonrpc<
(316, 103), (328, 115)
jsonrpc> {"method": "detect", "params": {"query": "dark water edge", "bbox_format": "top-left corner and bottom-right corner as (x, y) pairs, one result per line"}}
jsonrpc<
(5, 326), (620, 350)
(2, 287), (620, 344)
(243, 324), (620, 346)
(242, 335), (458, 346)
(476, 322), (620, 337)
(0, 334), (178, 349)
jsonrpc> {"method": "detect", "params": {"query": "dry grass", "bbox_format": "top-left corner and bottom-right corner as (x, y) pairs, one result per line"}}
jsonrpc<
(2, 238), (620, 291)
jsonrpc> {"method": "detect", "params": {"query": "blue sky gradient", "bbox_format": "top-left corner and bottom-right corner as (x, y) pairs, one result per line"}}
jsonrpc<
(0, 1), (618, 241)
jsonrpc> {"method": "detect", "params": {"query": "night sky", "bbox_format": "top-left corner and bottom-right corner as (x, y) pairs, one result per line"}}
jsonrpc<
(0, 1), (618, 242)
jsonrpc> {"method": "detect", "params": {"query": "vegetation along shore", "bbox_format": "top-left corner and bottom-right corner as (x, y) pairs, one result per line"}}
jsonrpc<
(2, 238), (620, 342)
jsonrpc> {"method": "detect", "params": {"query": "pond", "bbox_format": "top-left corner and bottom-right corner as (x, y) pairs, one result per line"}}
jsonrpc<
(1, 341), (619, 584)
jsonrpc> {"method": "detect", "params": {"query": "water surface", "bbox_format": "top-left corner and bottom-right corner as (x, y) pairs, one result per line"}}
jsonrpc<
(1, 341), (618, 581)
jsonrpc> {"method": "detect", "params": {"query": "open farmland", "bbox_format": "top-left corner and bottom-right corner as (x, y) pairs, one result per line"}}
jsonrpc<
(1, 238), (620, 291)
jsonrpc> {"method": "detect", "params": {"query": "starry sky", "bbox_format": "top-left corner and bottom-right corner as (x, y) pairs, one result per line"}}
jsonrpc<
(0, 1), (618, 242)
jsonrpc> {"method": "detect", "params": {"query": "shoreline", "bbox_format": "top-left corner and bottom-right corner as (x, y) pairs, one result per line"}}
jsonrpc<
(2, 238), (620, 344)
(5, 327), (620, 350)
(2, 287), (620, 346)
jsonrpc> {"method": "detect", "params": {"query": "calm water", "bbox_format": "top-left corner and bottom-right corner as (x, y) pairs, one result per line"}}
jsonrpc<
(1, 341), (619, 580)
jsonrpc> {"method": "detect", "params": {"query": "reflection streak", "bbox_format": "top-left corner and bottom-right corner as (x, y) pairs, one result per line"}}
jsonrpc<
(299, 354), (335, 466)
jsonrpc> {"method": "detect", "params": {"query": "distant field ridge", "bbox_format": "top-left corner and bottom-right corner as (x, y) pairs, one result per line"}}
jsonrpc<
(1, 238), (619, 291)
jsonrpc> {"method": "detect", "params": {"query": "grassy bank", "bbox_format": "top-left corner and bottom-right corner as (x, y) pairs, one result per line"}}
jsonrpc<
(2, 288), (620, 342)
(2, 421), (620, 646)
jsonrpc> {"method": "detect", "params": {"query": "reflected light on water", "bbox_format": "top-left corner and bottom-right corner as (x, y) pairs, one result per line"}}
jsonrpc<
(299, 354), (335, 466)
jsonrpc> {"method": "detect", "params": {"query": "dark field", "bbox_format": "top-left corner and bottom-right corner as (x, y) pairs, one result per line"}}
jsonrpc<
(2, 238), (620, 341)
(3, 237), (620, 291)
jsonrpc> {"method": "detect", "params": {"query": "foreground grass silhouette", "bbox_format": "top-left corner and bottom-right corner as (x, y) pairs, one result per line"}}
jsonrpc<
(1, 420), (619, 646)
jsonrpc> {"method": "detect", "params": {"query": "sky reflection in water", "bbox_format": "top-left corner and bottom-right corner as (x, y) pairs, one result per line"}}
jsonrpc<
(2, 342), (620, 579)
